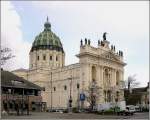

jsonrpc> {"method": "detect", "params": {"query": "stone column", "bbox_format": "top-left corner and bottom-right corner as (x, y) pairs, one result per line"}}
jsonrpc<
(96, 65), (102, 104)
(89, 64), (92, 83)
(101, 66), (106, 103)
(119, 69), (124, 101)
(114, 69), (116, 86)
(80, 61), (90, 102)
(97, 66), (101, 86)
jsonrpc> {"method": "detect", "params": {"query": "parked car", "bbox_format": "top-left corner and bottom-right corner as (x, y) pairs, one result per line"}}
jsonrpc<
(46, 108), (65, 113)
(117, 105), (135, 116)
(135, 106), (140, 112)
(123, 105), (135, 116)
(46, 108), (53, 112)
(126, 105), (136, 114)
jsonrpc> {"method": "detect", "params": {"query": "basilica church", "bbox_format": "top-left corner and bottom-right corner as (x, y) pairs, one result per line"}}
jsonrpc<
(13, 18), (126, 110)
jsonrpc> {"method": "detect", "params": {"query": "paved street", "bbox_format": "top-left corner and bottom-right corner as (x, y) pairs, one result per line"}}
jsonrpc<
(1, 112), (149, 119)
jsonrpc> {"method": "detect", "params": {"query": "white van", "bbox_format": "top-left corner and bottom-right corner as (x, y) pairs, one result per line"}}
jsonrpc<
(117, 105), (135, 116)
(125, 105), (136, 115)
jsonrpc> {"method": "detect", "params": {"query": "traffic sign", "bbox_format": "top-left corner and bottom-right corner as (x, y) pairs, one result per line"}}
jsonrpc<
(80, 93), (85, 101)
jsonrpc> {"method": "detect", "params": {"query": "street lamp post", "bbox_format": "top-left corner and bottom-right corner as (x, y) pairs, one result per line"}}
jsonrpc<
(77, 84), (80, 112)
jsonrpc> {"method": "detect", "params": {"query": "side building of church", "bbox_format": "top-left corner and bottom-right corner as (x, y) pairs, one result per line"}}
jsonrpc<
(13, 18), (126, 109)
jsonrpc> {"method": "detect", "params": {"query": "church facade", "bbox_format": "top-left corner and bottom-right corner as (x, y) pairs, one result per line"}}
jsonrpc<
(13, 18), (126, 109)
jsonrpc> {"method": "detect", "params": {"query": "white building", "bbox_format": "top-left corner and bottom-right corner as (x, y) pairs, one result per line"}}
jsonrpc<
(13, 18), (126, 109)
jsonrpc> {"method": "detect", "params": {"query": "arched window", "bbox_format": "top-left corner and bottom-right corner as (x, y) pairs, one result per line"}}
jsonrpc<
(116, 71), (119, 85)
(107, 90), (111, 102)
(53, 87), (56, 91)
(64, 85), (67, 90)
(50, 56), (52, 60)
(115, 91), (119, 102)
(43, 54), (46, 60)
(104, 68), (110, 85)
(56, 56), (58, 61)
(104, 90), (107, 102)
(92, 66), (96, 81)
(37, 56), (39, 60)
(105, 69), (109, 76)
(77, 83), (80, 89)
(116, 91), (119, 97)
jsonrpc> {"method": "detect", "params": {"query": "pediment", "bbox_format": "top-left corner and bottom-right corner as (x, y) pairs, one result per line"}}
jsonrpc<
(100, 51), (120, 62)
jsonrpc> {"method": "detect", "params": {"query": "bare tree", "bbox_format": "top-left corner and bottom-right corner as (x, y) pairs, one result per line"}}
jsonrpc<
(124, 74), (139, 91)
(0, 47), (15, 66)
(123, 75), (140, 105)
(85, 80), (102, 111)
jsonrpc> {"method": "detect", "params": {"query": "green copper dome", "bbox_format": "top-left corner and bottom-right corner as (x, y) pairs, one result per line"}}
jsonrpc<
(31, 17), (64, 53)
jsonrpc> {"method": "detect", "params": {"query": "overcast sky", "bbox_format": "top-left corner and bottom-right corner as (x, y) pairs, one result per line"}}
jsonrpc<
(1, 1), (149, 87)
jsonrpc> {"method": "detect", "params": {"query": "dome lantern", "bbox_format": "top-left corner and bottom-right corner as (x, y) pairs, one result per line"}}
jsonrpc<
(44, 16), (51, 31)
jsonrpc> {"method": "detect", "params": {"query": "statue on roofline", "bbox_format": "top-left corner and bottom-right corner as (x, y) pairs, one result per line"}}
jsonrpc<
(103, 32), (107, 41)
(80, 39), (83, 46)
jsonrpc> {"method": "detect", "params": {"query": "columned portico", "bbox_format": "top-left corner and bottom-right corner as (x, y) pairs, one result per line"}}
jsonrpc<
(77, 36), (126, 106)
